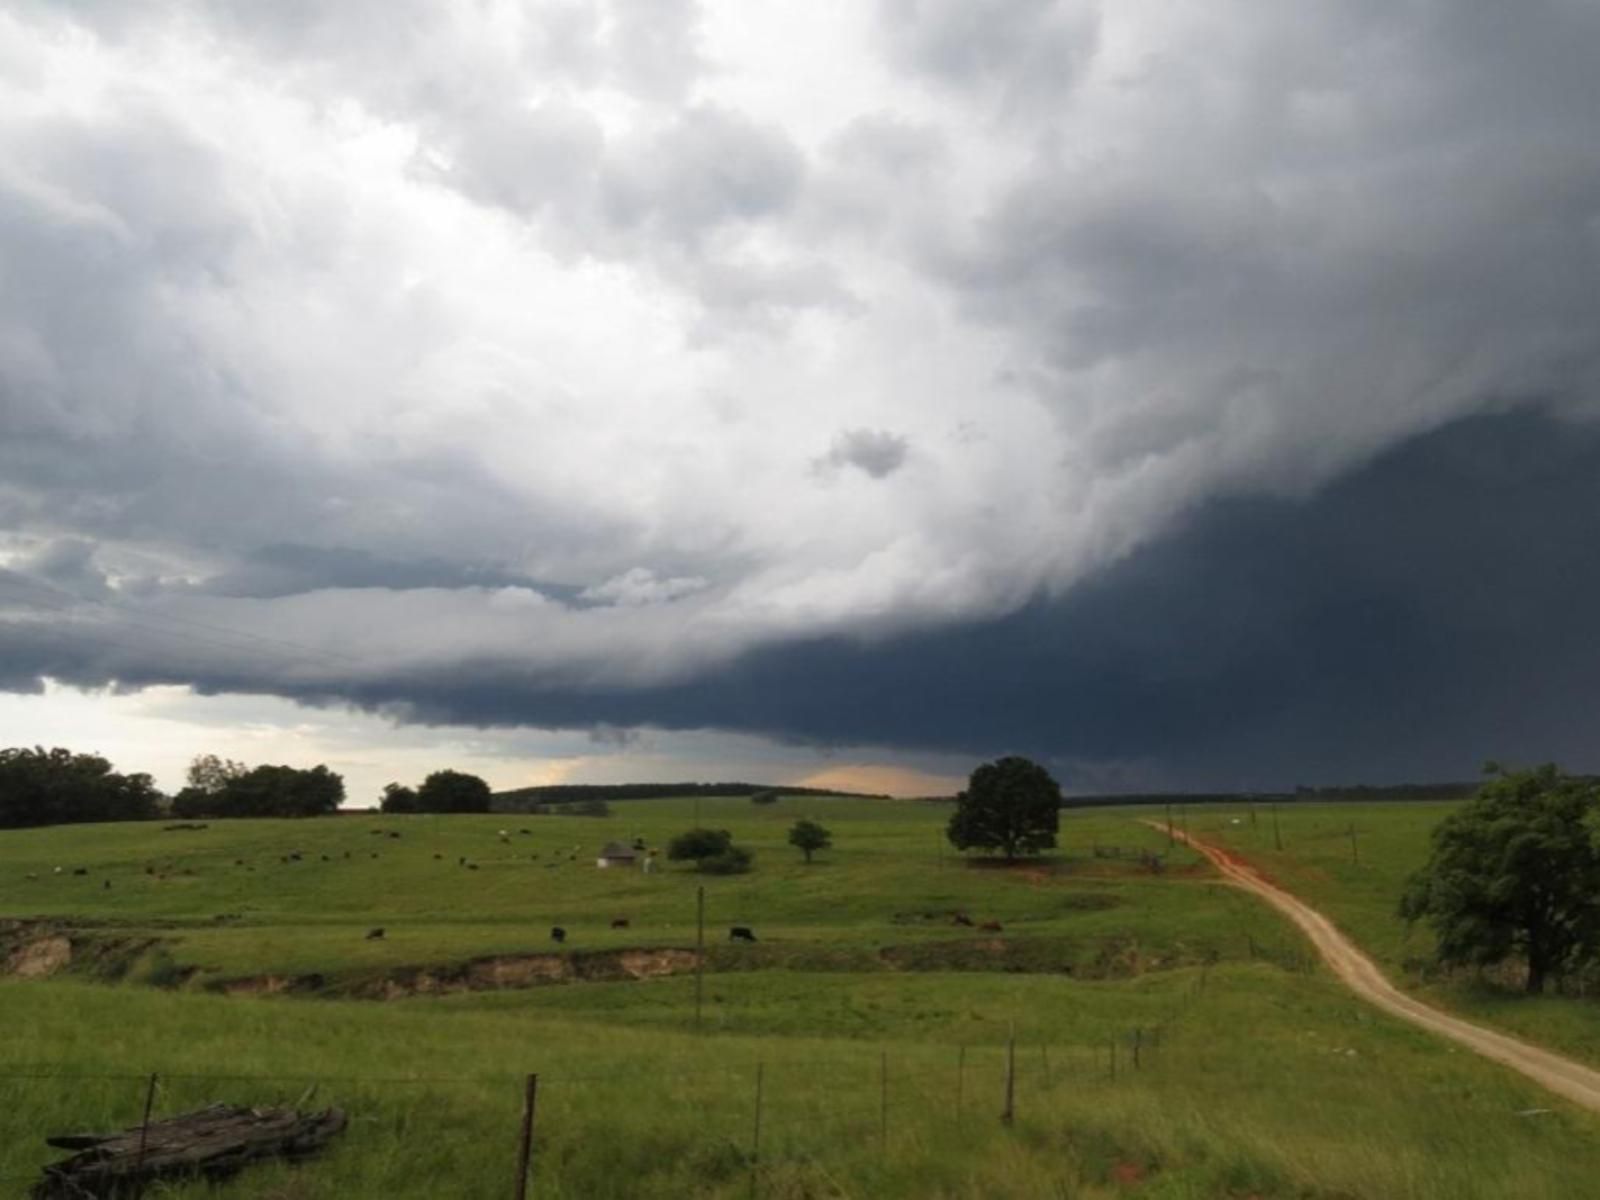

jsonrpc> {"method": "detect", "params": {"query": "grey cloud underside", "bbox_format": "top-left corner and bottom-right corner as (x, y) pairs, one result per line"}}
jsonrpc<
(6, 411), (1599, 788)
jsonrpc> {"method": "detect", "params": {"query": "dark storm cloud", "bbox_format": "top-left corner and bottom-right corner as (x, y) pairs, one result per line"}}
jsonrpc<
(215, 410), (1598, 790)
(4, 1), (1600, 785)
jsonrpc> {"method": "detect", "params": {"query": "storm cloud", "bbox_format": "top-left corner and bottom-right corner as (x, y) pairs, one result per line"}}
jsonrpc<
(2, 2), (1599, 786)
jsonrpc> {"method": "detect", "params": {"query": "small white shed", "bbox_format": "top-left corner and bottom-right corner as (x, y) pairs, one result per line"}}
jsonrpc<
(596, 841), (639, 869)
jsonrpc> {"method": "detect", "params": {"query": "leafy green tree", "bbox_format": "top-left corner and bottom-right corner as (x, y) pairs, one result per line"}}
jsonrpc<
(667, 827), (733, 862)
(217, 764), (343, 818)
(1399, 764), (1600, 994)
(946, 756), (1061, 861)
(380, 782), (420, 814)
(0, 746), (161, 828)
(416, 769), (492, 814)
(788, 818), (832, 863)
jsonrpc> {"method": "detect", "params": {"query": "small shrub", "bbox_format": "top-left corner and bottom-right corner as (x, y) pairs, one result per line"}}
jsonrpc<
(698, 845), (753, 875)
(668, 828), (733, 861)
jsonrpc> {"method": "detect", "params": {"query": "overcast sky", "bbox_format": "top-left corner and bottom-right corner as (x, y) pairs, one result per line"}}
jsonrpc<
(3, 1), (1599, 801)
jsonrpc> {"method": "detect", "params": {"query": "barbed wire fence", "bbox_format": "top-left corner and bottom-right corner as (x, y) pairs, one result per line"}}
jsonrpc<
(0, 971), (1223, 1199)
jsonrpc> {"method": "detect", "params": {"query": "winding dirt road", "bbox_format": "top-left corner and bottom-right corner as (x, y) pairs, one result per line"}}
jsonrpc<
(1152, 820), (1600, 1113)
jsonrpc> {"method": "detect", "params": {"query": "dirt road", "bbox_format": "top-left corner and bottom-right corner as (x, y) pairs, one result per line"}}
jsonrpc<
(1152, 820), (1600, 1113)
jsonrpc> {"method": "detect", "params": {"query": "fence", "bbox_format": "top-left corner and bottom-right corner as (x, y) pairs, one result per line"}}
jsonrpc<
(0, 1015), (1198, 1199)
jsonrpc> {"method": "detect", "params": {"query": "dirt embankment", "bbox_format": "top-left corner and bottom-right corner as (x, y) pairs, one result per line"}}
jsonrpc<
(1159, 820), (1600, 1115)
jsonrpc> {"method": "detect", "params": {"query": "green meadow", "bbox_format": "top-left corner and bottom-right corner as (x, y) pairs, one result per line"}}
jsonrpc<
(4, 796), (1600, 1197)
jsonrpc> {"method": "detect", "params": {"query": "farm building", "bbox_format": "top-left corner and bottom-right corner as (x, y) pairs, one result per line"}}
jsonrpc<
(595, 841), (638, 869)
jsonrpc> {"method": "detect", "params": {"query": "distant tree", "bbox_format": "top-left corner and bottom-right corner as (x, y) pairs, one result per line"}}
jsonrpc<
(203, 764), (343, 818)
(380, 782), (420, 814)
(1400, 763), (1600, 994)
(698, 845), (753, 875)
(946, 756), (1061, 861)
(0, 746), (161, 828)
(749, 790), (781, 805)
(185, 754), (248, 795)
(575, 798), (612, 817)
(788, 819), (832, 863)
(667, 828), (733, 862)
(416, 769), (492, 814)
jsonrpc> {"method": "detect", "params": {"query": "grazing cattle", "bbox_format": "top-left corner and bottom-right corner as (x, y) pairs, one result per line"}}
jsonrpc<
(103, 879), (111, 890)
(234, 860), (244, 867)
(72, 868), (88, 876)
(610, 918), (630, 929)
(320, 855), (330, 862)
(343, 851), (351, 859)
(433, 853), (443, 860)
(365, 927), (385, 940)
(518, 828), (532, 836)
(25, 873), (38, 881)
(288, 852), (302, 862)
(146, 866), (156, 875)
(550, 926), (567, 944)
(459, 856), (467, 866)
(53, 867), (62, 875)
(467, 863), (480, 871)
(728, 926), (757, 943)
(371, 852), (380, 859)
(951, 912), (974, 927)
(388, 831), (401, 839)
(978, 920), (1004, 933)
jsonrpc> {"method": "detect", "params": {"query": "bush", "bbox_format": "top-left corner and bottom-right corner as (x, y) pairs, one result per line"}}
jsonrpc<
(667, 828), (733, 861)
(698, 845), (753, 875)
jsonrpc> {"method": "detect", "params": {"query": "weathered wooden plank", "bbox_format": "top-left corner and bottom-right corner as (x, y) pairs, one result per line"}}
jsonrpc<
(34, 1103), (346, 1198)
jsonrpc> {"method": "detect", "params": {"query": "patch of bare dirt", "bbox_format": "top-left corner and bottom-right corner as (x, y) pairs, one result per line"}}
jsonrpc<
(6, 935), (72, 978)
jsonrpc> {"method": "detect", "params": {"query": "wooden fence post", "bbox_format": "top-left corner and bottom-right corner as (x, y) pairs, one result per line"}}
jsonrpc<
(514, 1073), (538, 1200)
(879, 1050), (889, 1156)
(134, 1073), (158, 1173)
(750, 1063), (764, 1197)
(1002, 1026), (1016, 1125)
(695, 885), (706, 1032)
(956, 1045), (965, 1118)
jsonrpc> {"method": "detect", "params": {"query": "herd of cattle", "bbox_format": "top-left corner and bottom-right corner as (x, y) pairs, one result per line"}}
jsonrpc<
(22, 830), (1011, 950)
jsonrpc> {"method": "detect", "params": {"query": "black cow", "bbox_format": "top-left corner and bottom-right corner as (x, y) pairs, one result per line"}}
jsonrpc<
(728, 926), (757, 943)
(366, 927), (385, 940)
(951, 912), (974, 927)
(550, 926), (567, 944)
(610, 918), (629, 929)
(72, 868), (88, 876)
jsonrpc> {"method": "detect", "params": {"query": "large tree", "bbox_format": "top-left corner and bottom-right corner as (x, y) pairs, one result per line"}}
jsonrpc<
(416, 769), (492, 814)
(0, 746), (161, 828)
(947, 756), (1061, 861)
(1399, 763), (1600, 995)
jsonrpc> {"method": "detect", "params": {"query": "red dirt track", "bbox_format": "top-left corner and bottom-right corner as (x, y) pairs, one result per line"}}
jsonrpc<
(1150, 820), (1600, 1114)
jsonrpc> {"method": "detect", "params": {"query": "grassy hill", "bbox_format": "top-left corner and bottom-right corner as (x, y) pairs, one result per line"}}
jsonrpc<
(5, 797), (1600, 1197)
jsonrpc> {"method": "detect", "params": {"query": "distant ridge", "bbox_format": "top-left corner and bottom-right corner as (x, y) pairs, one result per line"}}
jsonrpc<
(492, 781), (888, 808)
(1069, 781), (1481, 808)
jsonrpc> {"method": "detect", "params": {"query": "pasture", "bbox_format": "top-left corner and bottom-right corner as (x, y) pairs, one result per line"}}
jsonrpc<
(1190, 800), (1600, 1066)
(5, 796), (1600, 1197)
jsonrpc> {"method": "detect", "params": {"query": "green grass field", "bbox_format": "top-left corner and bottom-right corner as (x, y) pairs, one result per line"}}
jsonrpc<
(5, 796), (1600, 1197)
